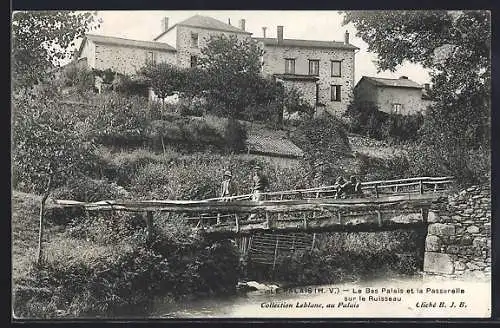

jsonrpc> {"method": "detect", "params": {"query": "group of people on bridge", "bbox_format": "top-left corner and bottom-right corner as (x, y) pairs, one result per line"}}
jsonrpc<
(217, 164), (364, 224)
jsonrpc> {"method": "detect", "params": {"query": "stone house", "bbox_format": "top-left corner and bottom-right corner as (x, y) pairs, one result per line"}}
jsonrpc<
(354, 76), (433, 115)
(76, 34), (177, 75)
(153, 15), (252, 68)
(75, 14), (359, 117)
(255, 26), (358, 116)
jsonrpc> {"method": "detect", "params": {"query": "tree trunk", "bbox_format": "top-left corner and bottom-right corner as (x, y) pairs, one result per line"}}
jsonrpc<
(37, 175), (52, 265)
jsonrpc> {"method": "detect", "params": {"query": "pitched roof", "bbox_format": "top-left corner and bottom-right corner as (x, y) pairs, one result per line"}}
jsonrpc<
(154, 15), (251, 40)
(358, 76), (423, 89)
(82, 34), (176, 53)
(254, 37), (359, 50)
(246, 134), (304, 158)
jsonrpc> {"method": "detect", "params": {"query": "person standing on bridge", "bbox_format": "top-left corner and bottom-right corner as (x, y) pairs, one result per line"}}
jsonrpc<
(248, 164), (269, 221)
(217, 170), (235, 224)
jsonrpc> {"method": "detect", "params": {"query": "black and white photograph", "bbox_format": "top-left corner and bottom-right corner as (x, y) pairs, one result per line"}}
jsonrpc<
(11, 10), (491, 319)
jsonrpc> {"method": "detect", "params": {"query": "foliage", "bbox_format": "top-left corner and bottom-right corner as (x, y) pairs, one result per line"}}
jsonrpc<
(342, 11), (490, 180)
(92, 68), (117, 84)
(405, 142), (490, 186)
(291, 117), (351, 183)
(112, 75), (149, 97)
(197, 34), (282, 120)
(62, 65), (95, 93)
(12, 89), (96, 194)
(139, 63), (187, 100)
(12, 11), (99, 90)
(51, 176), (130, 202)
(345, 100), (424, 141)
(269, 229), (425, 285)
(130, 153), (310, 200)
(283, 87), (315, 118)
(223, 118), (247, 153)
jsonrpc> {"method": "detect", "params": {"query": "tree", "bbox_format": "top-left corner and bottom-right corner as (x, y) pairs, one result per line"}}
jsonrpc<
(12, 87), (96, 263)
(198, 34), (277, 119)
(342, 10), (490, 150)
(139, 62), (187, 102)
(12, 11), (99, 90)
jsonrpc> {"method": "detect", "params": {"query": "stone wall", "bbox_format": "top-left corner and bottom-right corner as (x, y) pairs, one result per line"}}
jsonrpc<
(423, 184), (491, 277)
(259, 44), (355, 116)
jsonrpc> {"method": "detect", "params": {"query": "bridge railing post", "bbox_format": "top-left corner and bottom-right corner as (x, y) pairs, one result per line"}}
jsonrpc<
(419, 180), (424, 195)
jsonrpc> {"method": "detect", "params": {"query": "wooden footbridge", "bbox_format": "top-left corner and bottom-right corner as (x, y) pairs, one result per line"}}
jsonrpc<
(54, 176), (454, 239)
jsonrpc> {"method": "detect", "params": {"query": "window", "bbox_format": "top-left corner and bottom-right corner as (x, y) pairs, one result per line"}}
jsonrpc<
(190, 55), (198, 68)
(331, 60), (342, 77)
(146, 51), (155, 64)
(331, 85), (341, 101)
(309, 60), (319, 76)
(285, 59), (295, 74)
(392, 103), (402, 114)
(191, 33), (199, 48)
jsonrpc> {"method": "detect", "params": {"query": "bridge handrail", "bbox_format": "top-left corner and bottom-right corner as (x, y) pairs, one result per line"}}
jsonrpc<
(52, 176), (454, 208)
(204, 176), (455, 201)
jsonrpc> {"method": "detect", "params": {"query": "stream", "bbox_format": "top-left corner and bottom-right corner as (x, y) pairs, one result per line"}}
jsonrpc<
(140, 273), (490, 319)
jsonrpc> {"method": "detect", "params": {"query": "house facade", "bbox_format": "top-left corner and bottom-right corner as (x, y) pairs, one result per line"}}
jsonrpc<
(354, 76), (433, 115)
(255, 26), (357, 116)
(76, 15), (359, 116)
(77, 34), (177, 75)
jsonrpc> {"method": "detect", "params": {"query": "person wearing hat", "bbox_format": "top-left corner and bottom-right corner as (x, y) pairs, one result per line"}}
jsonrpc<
(218, 170), (235, 224)
(248, 164), (269, 221)
(220, 170), (234, 199)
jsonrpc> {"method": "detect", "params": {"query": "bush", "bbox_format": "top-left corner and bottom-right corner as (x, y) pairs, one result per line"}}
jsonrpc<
(130, 153), (311, 200)
(51, 176), (130, 202)
(291, 116), (351, 182)
(405, 143), (490, 186)
(345, 100), (424, 141)
(113, 75), (149, 97)
(269, 229), (425, 286)
(224, 118), (247, 153)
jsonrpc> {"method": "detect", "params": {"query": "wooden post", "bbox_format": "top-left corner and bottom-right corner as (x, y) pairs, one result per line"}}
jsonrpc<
(37, 176), (52, 265)
(311, 233), (316, 251)
(303, 213), (307, 229)
(337, 211), (343, 225)
(265, 212), (270, 228)
(374, 184), (379, 198)
(145, 211), (154, 243)
(376, 210), (382, 227)
(272, 237), (279, 272)
(235, 214), (240, 233)
(421, 208), (429, 223)
(433, 183), (438, 193)
(278, 194), (284, 221)
(419, 180), (424, 195)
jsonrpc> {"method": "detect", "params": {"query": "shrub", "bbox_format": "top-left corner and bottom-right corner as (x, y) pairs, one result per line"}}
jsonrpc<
(224, 118), (247, 153)
(291, 116), (351, 182)
(113, 74), (149, 97)
(51, 176), (130, 202)
(345, 100), (424, 141)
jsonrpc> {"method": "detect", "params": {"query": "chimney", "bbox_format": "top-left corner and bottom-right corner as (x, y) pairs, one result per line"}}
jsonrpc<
(228, 18), (231, 25)
(424, 83), (430, 91)
(262, 27), (267, 38)
(161, 17), (169, 32)
(277, 25), (284, 44)
(399, 76), (408, 79)
(239, 19), (246, 31)
(344, 30), (349, 44)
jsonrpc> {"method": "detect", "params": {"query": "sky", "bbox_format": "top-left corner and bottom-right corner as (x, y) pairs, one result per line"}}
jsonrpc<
(86, 10), (432, 85)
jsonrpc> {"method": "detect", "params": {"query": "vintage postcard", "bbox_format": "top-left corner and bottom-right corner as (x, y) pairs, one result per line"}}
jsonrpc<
(11, 10), (491, 320)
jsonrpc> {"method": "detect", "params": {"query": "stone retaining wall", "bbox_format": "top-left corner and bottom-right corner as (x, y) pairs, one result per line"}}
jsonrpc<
(423, 184), (491, 277)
